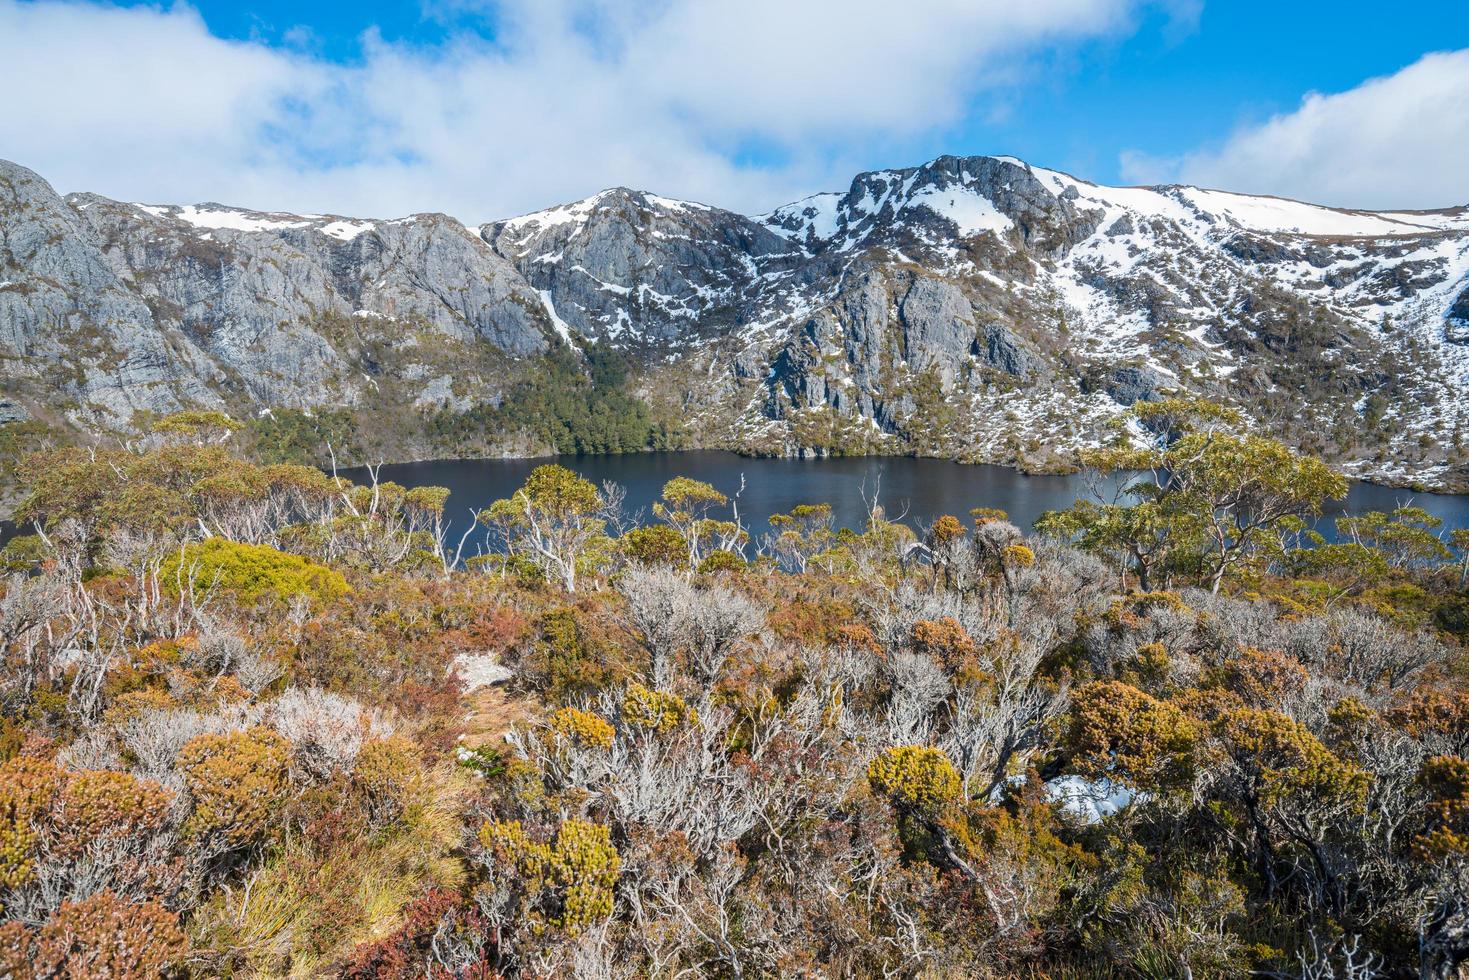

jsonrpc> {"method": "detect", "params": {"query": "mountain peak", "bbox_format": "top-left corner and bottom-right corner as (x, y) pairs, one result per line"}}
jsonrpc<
(760, 152), (1469, 256)
(490, 186), (722, 241)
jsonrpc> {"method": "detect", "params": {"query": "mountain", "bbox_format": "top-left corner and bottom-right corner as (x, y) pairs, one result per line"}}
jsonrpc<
(3, 153), (1468, 493)
(485, 187), (800, 348)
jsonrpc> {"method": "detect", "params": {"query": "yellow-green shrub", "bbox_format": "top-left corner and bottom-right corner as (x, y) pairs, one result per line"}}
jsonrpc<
(619, 524), (688, 567)
(1068, 681), (1201, 791)
(0, 758), (172, 902)
(478, 817), (620, 933)
(0, 891), (188, 979)
(352, 736), (421, 827)
(621, 683), (696, 734)
(547, 707), (615, 750)
(161, 538), (349, 606)
(52, 769), (171, 858)
(0, 756), (64, 892)
(697, 549), (746, 575)
(867, 746), (961, 816)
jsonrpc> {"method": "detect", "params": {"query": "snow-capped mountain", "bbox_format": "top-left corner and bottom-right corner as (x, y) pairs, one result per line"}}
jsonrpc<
(744, 156), (1469, 484)
(485, 187), (798, 347)
(3, 154), (1467, 487)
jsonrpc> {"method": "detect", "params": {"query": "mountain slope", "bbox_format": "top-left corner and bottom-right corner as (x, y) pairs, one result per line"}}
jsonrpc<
(3, 154), (1468, 490)
(1, 158), (556, 427)
(740, 155), (1469, 484)
(485, 188), (800, 348)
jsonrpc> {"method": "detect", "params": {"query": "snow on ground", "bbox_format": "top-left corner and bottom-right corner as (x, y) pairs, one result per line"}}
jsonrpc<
(537, 289), (579, 347)
(318, 219), (375, 241)
(1044, 775), (1142, 825)
(1178, 188), (1430, 237)
(497, 189), (711, 246)
(645, 193), (711, 213)
(1339, 238), (1469, 323)
(453, 653), (512, 691)
(904, 184), (1013, 236)
(1376, 208), (1469, 231)
(1024, 165), (1195, 224)
(984, 773), (1142, 825)
(135, 203), (312, 233)
(762, 193), (843, 244)
(498, 191), (612, 238)
(571, 265), (631, 296)
(1018, 161), (1441, 239)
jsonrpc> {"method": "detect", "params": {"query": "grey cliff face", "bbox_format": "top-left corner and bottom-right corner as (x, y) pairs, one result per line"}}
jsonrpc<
(3, 153), (1469, 488)
(485, 188), (800, 346)
(748, 157), (1469, 482)
(2, 162), (554, 427)
(0, 160), (225, 421)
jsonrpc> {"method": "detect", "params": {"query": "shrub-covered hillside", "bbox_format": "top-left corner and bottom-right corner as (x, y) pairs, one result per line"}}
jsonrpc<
(0, 404), (1466, 978)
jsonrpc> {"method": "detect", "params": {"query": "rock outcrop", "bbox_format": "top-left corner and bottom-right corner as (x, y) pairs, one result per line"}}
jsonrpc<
(1, 159), (555, 426)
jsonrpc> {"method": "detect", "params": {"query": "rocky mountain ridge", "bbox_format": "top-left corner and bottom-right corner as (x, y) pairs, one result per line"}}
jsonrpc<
(3, 153), (1468, 490)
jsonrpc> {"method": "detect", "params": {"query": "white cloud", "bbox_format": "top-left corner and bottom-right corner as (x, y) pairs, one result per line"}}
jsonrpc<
(0, 0), (1150, 221)
(618, 0), (1137, 140)
(1122, 50), (1469, 210)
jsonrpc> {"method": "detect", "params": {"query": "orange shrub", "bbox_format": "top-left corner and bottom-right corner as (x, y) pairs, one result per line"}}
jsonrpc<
(179, 726), (290, 845)
(0, 892), (187, 979)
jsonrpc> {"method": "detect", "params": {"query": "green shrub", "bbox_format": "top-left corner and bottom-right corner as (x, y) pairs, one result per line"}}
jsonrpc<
(867, 746), (961, 816)
(619, 524), (688, 567)
(249, 408), (361, 466)
(430, 346), (678, 456)
(697, 549), (745, 575)
(179, 726), (291, 845)
(161, 538), (349, 606)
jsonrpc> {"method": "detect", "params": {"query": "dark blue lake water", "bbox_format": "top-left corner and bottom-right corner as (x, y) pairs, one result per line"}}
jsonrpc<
(349, 451), (1469, 549)
(6, 451), (1469, 551)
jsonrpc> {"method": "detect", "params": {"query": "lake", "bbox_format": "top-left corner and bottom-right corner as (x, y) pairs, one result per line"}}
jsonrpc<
(345, 451), (1469, 550)
(5, 451), (1469, 552)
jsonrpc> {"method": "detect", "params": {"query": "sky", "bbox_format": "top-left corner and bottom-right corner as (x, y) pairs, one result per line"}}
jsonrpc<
(1, 0), (1466, 222)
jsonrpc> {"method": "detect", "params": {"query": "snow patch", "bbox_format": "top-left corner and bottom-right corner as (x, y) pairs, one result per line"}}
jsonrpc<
(646, 193), (711, 213)
(1044, 776), (1142, 825)
(136, 203), (312, 233)
(319, 220), (375, 241)
(537, 289), (579, 347)
(763, 192), (842, 244)
(1179, 188), (1429, 237)
(1377, 208), (1469, 231)
(499, 191), (614, 238)
(1023, 166), (1195, 223)
(904, 185), (1013, 237)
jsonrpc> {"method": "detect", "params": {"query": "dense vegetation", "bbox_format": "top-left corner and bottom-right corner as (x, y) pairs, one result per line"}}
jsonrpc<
(249, 408), (364, 468)
(215, 347), (685, 477)
(0, 403), (1467, 978)
(430, 346), (683, 458)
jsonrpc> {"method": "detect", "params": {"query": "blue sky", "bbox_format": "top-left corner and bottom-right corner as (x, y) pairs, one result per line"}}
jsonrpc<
(2, 1), (1467, 219)
(156, 0), (1469, 185)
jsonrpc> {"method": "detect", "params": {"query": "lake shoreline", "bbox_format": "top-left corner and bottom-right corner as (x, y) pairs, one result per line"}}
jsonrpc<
(4, 446), (1462, 546)
(335, 443), (1462, 496)
(339, 450), (1469, 552)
